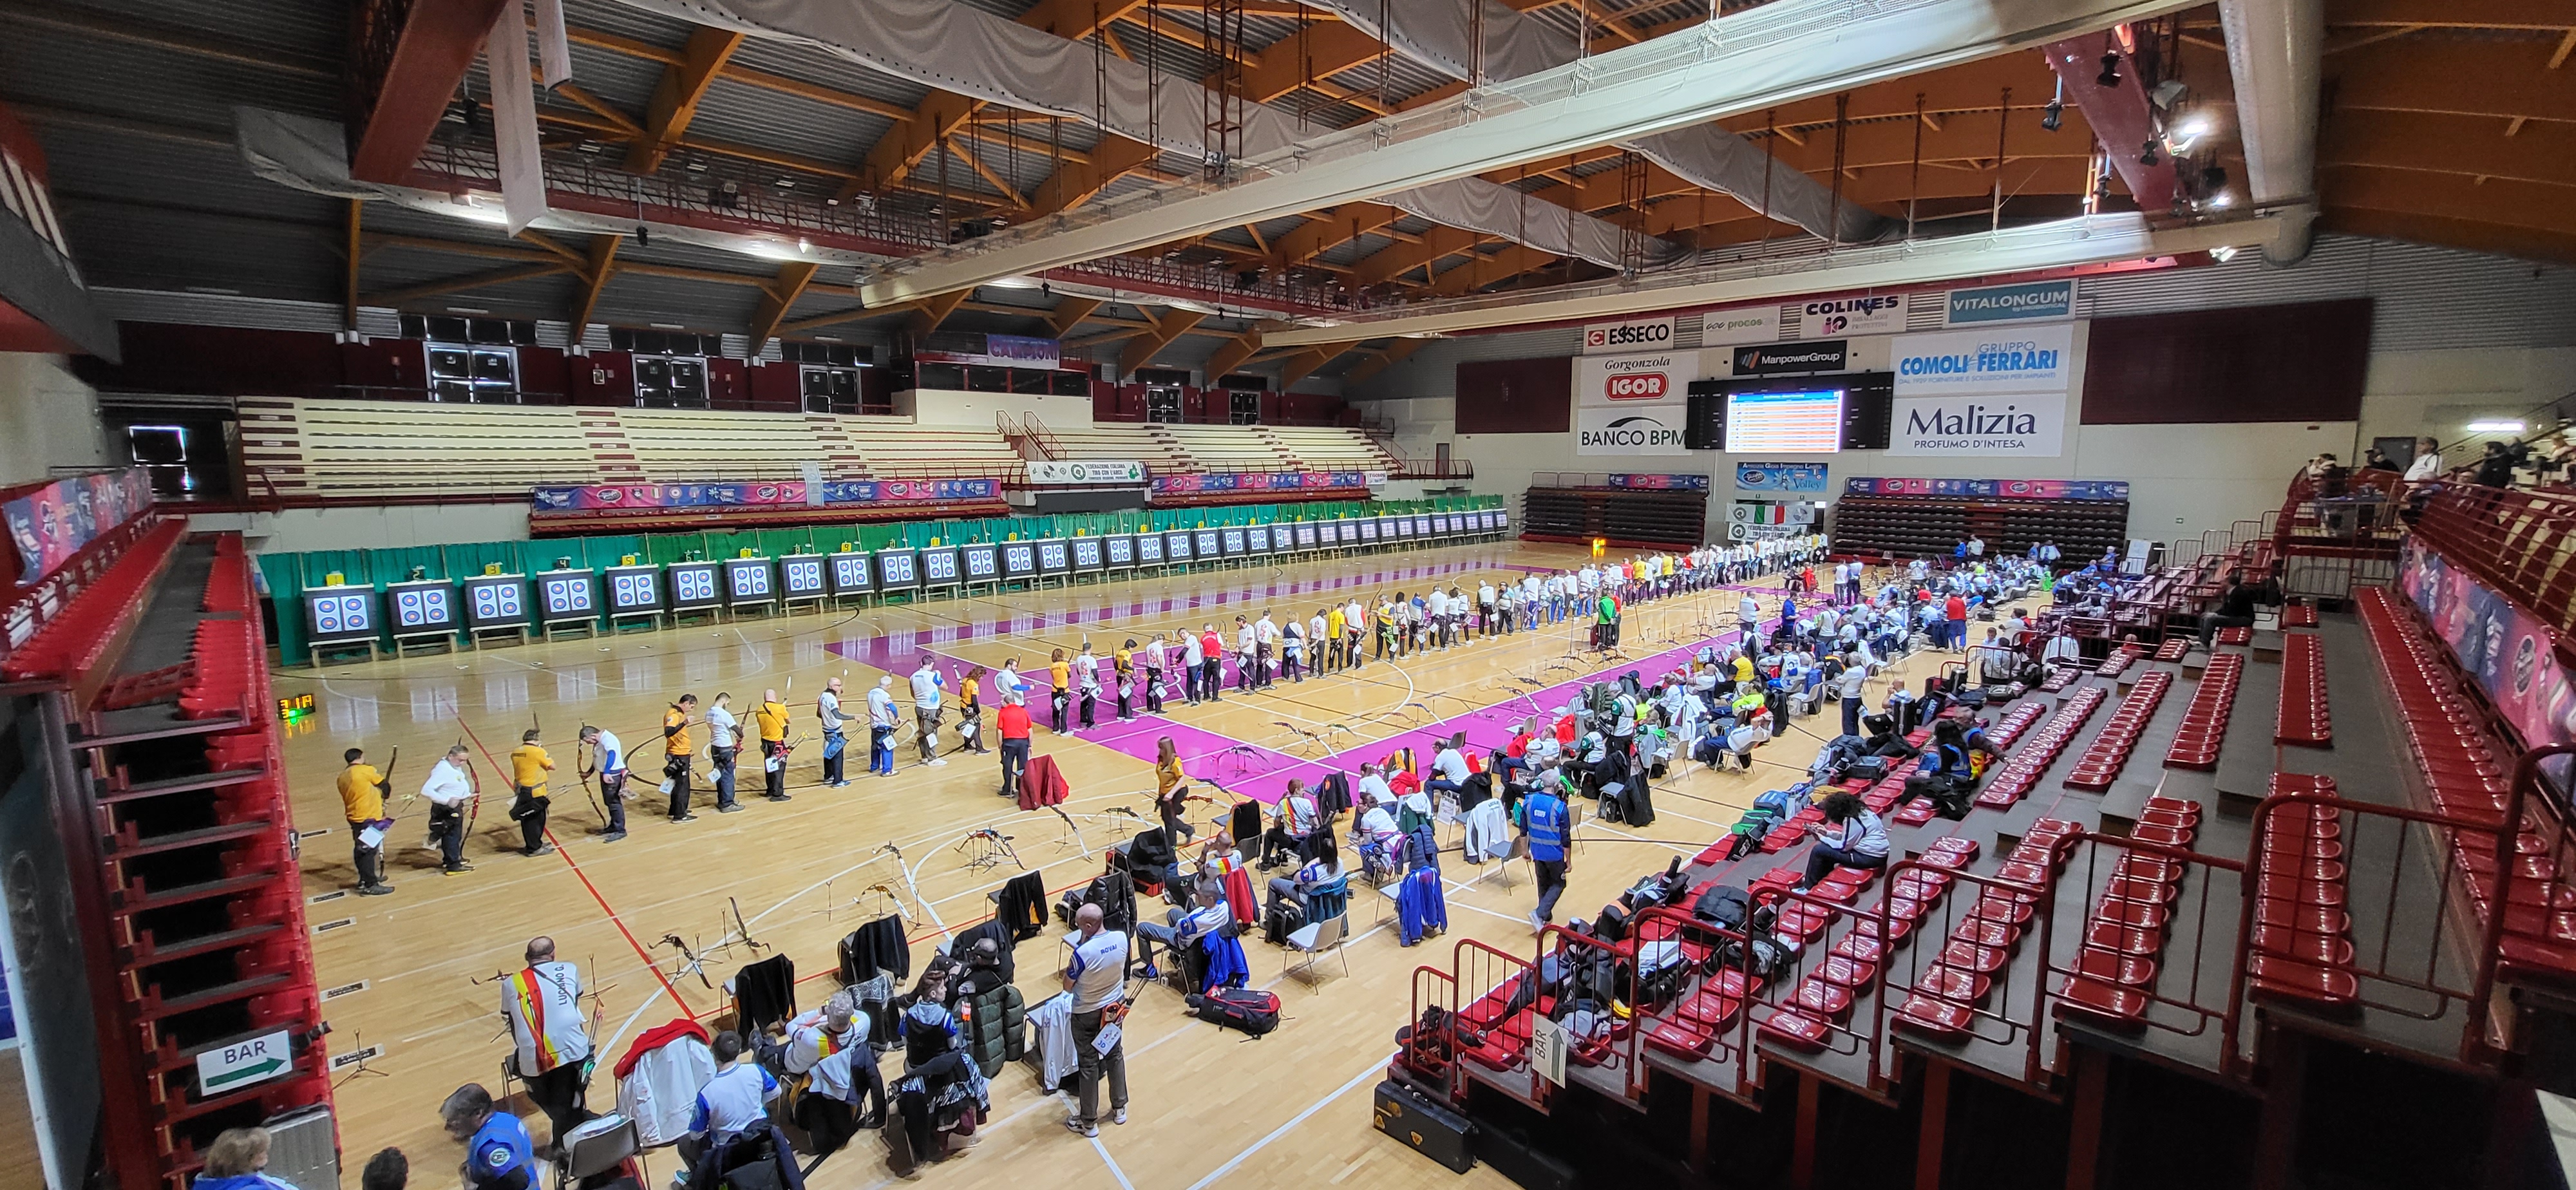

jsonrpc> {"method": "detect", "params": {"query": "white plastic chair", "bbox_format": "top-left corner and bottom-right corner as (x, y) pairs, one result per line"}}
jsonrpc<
(1282, 912), (1349, 990)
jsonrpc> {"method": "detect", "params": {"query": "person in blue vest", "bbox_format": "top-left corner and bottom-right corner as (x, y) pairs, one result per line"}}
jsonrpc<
(1519, 777), (1571, 934)
(439, 1083), (534, 1190)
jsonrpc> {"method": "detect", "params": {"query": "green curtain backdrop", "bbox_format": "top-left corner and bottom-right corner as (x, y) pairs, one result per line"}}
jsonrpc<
(261, 496), (1502, 659)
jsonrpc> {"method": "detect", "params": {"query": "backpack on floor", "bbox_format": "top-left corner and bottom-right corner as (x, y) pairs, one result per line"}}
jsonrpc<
(1187, 988), (1280, 1038)
(1262, 898), (1306, 947)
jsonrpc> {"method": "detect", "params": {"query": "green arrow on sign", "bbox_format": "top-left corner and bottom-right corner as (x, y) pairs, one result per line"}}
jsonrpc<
(205, 1057), (287, 1090)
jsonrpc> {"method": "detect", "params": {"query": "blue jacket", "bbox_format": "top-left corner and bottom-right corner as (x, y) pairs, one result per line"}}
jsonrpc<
(1522, 793), (1568, 862)
(194, 1176), (299, 1190)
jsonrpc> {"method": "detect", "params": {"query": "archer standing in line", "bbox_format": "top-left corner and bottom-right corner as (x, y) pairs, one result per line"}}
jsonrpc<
(420, 744), (477, 874)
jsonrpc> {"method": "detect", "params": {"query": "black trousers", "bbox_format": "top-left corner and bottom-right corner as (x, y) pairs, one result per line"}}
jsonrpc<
(430, 803), (467, 869)
(348, 822), (383, 888)
(522, 1061), (591, 1146)
(999, 738), (1030, 795)
(600, 774), (628, 834)
(761, 739), (787, 798)
(512, 786), (549, 853)
(665, 756), (692, 818)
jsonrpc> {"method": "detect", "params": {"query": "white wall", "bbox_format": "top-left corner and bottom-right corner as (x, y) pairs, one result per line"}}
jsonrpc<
(1356, 234), (2576, 544)
(895, 388), (1098, 429)
(193, 502), (532, 556)
(0, 354), (107, 486)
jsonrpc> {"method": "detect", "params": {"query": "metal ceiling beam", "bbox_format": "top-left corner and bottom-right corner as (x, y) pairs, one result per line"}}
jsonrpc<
(627, 28), (749, 173)
(1342, 338), (1422, 386)
(1278, 340), (1358, 386)
(364, 261), (574, 307)
(861, 0), (2195, 306)
(569, 235), (623, 341)
(0, 1), (332, 78)
(343, 200), (364, 330)
(2315, 39), (2576, 122)
(564, 24), (918, 121)
(1047, 296), (1106, 335)
(841, 0), (1148, 199)
(1264, 212), (2282, 346)
(905, 288), (974, 337)
(1119, 308), (1208, 377)
(2320, 207), (2576, 267)
(350, 0), (515, 182)
(2319, 111), (2576, 187)
(1202, 330), (1264, 379)
(747, 261), (822, 355)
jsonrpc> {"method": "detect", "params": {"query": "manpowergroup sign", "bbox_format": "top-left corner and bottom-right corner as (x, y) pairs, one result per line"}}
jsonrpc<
(1573, 349), (1701, 456)
(1580, 315), (1677, 354)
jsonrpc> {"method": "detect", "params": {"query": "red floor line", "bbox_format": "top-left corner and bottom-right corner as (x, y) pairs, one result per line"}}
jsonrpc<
(451, 707), (693, 1014)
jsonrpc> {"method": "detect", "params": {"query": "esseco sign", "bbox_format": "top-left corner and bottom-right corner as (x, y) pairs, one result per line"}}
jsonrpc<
(1580, 316), (1676, 355)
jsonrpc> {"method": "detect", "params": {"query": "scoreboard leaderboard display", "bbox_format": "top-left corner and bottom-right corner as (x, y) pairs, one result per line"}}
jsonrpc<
(1724, 389), (1846, 453)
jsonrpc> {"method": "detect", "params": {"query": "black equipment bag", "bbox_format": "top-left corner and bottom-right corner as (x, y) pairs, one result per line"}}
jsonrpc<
(1372, 1080), (1476, 1174)
(1985, 683), (2022, 703)
(1262, 898), (1306, 947)
(1186, 987), (1281, 1038)
(1693, 884), (1752, 931)
(1846, 755), (1890, 783)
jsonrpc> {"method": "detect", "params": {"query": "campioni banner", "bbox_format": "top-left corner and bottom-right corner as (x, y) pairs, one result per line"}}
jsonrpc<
(6, 468), (154, 585)
(533, 479), (996, 511)
(1026, 460), (1148, 485)
(2398, 539), (2574, 757)
(1574, 349), (1701, 456)
(1605, 473), (1711, 491)
(1841, 477), (2130, 501)
(1734, 462), (1831, 493)
(1150, 470), (1368, 496)
(1580, 315), (1676, 354)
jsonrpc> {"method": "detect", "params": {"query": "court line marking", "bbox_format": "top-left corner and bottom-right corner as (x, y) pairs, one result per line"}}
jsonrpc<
(1180, 1060), (1385, 1190)
(1090, 1137), (1139, 1190)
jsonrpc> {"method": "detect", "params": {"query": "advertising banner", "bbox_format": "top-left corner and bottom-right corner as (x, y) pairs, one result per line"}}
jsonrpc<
(1733, 462), (1831, 493)
(1575, 402), (1692, 456)
(914, 333), (1062, 369)
(1605, 473), (1711, 491)
(1886, 393), (2067, 457)
(1730, 340), (1849, 376)
(1025, 460), (1148, 485)
(1891, 323), (2076, 397)
(1700, 305), (1783, 347)
(1580, 315), (1676, 354)
(2398, 540), (2574, 755)
(1149, 470), (1368, 496)
(532, 479), (996, 511)
(1944, 279), (2075, 325)
(1573, 349), (1700, 456)
(1841, 477), (2130, 500)
(1791, 293), (1910, 338)
(6, 468), (155, 585)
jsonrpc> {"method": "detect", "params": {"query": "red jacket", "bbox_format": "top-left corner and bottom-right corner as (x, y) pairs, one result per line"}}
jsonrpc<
(1200, 631), (1224, 661)
(1945, 596), (1968, 620)
(996, 703), (1032, 741)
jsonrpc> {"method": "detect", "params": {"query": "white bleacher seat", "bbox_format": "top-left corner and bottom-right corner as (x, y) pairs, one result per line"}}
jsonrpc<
(285, 400), (601, 498)
(842, 417), (1023, 479)
(622, 408), (829, 484)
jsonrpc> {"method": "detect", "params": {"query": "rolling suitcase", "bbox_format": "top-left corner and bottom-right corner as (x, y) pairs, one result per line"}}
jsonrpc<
(1372, 1079), (1475, 1173)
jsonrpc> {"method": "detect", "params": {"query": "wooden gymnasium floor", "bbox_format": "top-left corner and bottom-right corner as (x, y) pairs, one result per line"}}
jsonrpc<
(279, 540), (1944, 1190)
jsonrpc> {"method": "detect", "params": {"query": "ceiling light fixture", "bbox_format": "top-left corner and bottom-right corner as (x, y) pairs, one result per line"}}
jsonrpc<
(2139, 139), (2160, 167)
(2041, 77), (2064, 132)
(2097, 52), (2121, 88)
(2467, 420), (2526, 433)
(987, 276), (1043, 289)
(2209, 245), (2238, 263)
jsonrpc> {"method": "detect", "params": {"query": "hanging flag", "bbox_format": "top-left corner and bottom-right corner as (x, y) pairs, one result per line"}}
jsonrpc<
(533, 0), (572, 88)
(484, 0), (548, 234)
